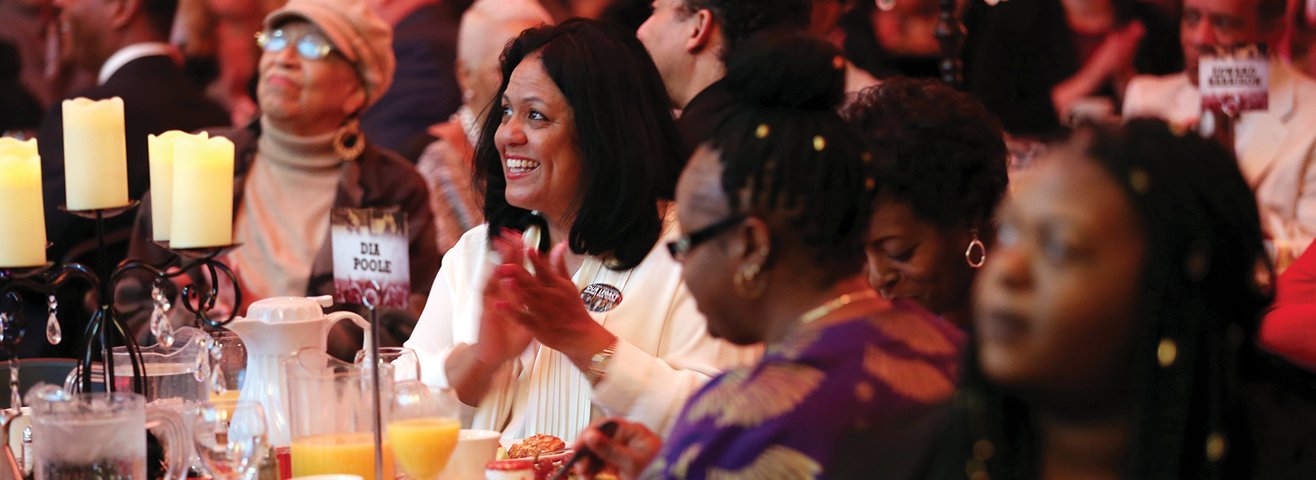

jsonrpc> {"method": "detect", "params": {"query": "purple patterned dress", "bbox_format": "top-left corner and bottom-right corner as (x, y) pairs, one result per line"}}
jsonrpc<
(642, 299), (964, 479)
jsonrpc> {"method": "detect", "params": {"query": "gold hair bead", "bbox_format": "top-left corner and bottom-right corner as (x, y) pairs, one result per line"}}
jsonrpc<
(972, 440), (995, 461)
(813, 135), (826, 152)
(1205, 432), (1227, 462)
(1254, 258), (1274, 293)
(755, 124), (771, 139)
(865, 178), (876, 191)
(965, 459), (989, 480)
(833, 55), (846, 70)
(1129, 167), (1151, 194)
(854, 382), (875, 402)
(1157, 338), (1178, 367)
(861, 152), (873, 163)
(1186, 251), (1209, 280)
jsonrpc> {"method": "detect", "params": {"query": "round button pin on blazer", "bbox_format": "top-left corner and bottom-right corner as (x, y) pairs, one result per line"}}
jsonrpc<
(580, 283), (623, 312)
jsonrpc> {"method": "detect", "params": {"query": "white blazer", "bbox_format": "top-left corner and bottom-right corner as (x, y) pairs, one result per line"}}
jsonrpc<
(405, 223), (759, 442)
(1124, 60), (1316, 266)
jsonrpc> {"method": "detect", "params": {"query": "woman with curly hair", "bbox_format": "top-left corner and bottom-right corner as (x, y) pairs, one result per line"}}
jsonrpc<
(842, 78), (1009, 327)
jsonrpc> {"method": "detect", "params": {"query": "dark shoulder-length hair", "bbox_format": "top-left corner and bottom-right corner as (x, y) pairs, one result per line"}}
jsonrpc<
(936, 119), (1280, 480)
(472, 18), (684, 270)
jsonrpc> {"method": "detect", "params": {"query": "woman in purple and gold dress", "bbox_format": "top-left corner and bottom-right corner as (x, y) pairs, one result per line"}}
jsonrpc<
(571, 30), (963, 479)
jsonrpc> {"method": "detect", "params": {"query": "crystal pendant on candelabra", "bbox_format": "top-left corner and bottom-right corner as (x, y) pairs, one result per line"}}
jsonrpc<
(194, 336), (210, 383)
(206, 336), (227, 394)
(209, 364), (226, 394)
(45, 294), (61, 345)
(0, 313), (8, 345)
(150, 282), (174, 348)
(7, 358), (18, 408)
(0, 311), (14, 344)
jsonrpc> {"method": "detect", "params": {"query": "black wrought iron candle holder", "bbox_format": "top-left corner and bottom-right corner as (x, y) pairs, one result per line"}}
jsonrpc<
(0, 202), (243, 397)
(114, 241), (243, 330)
(58, 203), (149, 395)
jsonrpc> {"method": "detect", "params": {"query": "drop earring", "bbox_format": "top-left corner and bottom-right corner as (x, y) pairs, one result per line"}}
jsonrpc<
(965, 229), (987, 268)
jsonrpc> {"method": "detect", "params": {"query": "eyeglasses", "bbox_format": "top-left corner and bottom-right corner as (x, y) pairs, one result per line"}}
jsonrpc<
(666, 215), (744, 261)
(255, 27), (335, 60)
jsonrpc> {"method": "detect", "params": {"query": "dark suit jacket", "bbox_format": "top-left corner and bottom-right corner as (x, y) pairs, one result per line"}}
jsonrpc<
(361, 3), (462, 158)
(35, 54), (229, 266)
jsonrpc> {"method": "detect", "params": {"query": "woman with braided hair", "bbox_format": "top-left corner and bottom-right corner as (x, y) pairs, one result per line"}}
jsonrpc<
(931, 119), (1316, 479)
(570, 29), (963, 480)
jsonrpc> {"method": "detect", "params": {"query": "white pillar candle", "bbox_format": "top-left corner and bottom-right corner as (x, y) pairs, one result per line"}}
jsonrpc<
(61, 97), (129, 210)
(0, 138), (47, 267)
(148, 131), (207, 242)
(169, 135), (234, 248)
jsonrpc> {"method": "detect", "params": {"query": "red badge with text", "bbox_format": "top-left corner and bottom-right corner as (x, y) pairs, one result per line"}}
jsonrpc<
(1199, 43), (1269, 114)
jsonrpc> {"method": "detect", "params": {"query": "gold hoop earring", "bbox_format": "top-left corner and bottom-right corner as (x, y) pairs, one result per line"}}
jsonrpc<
(733, 263), (767, 298)
(965, 229), (987, 269)
(333, 117), (366, 160)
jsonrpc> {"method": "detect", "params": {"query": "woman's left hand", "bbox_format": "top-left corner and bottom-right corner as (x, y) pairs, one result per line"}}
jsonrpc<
(492, 241), (617, 366)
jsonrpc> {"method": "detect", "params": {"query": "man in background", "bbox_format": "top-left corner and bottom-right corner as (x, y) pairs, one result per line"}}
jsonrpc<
(1124, 0), (1316, 267)
(37, 0), (229, 265)
(636, 0), (810, 156)
(361, 0), (465, 156)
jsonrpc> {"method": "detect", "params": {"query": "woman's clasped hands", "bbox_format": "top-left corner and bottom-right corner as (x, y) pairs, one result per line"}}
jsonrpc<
(480, 229), (618, 369)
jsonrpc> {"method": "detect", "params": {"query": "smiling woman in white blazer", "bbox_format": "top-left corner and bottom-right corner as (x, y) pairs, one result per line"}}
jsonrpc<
(404, 19), (757, 443)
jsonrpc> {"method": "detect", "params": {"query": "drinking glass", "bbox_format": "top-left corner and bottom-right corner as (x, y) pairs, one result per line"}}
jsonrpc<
(194, 400), (268, 480)
(387, 381), (460, 480)
(27, 388), (190, 480)
(354, 347), (421, 382)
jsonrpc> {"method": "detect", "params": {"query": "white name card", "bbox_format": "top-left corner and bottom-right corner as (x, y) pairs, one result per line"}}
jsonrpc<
(331, 208), (411, 310)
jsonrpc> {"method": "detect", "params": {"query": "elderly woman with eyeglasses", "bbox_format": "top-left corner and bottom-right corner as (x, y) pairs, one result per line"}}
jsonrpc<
(127, 0), (439, 358)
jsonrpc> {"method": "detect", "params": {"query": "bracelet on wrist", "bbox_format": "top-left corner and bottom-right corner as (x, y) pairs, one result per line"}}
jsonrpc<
(586, 339), (619, 385)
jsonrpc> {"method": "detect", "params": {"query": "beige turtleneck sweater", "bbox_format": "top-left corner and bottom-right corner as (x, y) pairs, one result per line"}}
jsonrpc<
(230, 118), (343, 304)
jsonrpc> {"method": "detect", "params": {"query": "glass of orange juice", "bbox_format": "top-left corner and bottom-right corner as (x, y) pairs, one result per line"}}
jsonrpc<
(387, 381), (461, 479)
(290, 432), (395, 479)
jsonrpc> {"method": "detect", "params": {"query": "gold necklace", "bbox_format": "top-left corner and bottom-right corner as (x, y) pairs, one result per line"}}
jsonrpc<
(798, 289), (881, 325)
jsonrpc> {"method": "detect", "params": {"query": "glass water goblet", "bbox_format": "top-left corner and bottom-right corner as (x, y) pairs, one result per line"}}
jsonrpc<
(355, 346), (421, 382)
(193, 399), (267, 480)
